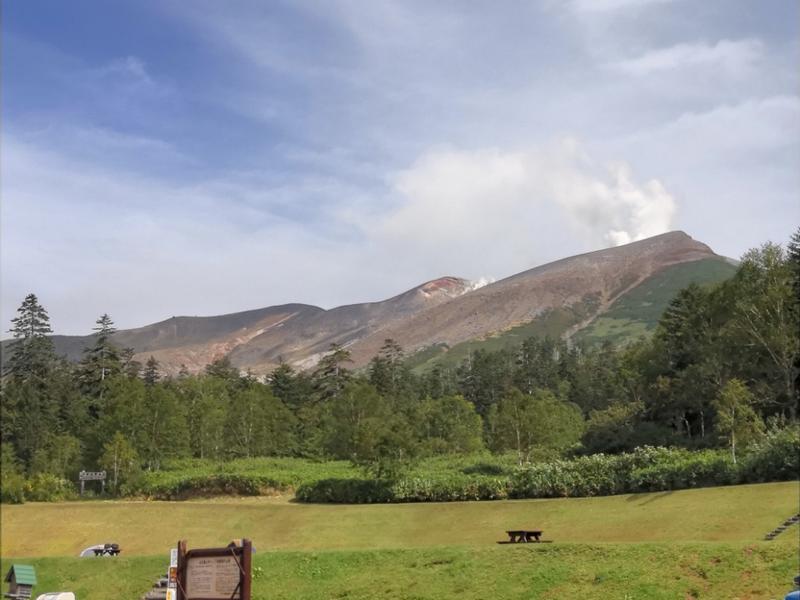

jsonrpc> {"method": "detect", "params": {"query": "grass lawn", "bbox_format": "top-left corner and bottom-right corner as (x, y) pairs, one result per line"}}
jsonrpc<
(2, 482), (797, 556)
(2, 482), (797, 598)
(1, 540), (797, 599)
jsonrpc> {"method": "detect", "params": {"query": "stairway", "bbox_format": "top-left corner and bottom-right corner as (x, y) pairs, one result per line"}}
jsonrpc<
(763, 514), (800, 541)
(140, 574), (169, 600)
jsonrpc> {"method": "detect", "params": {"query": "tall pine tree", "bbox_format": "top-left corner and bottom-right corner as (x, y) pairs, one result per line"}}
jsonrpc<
(78, 314), (121, 407)
(6, 293), (56, 381)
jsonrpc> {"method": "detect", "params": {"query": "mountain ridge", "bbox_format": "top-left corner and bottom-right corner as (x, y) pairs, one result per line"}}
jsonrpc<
(2, 231), (734, 375)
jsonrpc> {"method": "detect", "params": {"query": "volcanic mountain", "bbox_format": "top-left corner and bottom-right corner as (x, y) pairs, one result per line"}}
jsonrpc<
(3, 231), (736, 375)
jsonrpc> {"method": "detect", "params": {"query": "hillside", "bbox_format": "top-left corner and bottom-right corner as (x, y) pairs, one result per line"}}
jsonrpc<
(1, 231), (735, 375)
(1, 483), (797, 599)
(408, 255), (737, 370)
(344, 231), (726, 368)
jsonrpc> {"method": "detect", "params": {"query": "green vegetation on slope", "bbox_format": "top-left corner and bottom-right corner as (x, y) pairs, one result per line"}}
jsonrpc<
(575, 257), (737, 346)
(407, 300), (599, 372)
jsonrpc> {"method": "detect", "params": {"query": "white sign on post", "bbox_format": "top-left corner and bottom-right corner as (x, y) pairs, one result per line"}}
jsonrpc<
(166, 547), (179, 600)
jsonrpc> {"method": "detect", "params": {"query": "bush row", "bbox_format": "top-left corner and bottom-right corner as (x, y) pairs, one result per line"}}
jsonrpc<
(296, 474), (511, 503)
(133, 473), (292, 500)
(296, 428), (799, 503)
(3, 429), (795, 504)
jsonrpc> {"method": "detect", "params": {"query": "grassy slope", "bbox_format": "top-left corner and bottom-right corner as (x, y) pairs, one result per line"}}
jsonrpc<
(574, 257), (737, 346)
(2, 540), (797, 600)
(3, 482), (797, 599)
(2, 482), (796, 557)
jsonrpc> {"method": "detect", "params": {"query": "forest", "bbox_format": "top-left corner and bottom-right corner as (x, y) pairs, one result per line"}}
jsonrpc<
(1, 231), (798, 502)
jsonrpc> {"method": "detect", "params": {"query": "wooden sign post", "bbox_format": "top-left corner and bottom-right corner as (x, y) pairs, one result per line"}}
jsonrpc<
(78, 470), (106, 496)
(175, 539), (252, 600)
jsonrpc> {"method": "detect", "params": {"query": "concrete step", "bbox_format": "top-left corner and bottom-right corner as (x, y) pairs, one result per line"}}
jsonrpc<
(763, 514), (800, 541)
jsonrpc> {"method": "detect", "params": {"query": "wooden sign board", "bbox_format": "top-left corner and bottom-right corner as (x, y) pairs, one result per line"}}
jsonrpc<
(78, 470), (106, 496)
(175, 539), (251, 600)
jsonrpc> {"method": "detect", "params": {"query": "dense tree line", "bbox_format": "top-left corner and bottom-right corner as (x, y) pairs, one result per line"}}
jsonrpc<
(1, 232), (798, 492)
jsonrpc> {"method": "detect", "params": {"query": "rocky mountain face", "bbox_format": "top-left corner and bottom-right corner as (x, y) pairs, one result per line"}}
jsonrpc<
(4, 231), (728, 375)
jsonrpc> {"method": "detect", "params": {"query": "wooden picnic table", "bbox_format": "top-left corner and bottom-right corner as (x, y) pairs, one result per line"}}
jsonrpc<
(505, 529), (543, 543)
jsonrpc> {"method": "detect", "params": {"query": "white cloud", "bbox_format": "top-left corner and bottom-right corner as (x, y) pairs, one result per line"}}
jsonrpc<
(612, 39), (764, 76)
(378, 141), (676, 261)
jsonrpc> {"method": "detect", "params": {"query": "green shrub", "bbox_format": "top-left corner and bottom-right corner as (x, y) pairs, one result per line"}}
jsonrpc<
(23, 473), (75, 502)
(393, 475), (509, 502)
(295, 479), (394, 503)
(1, 470), (27, 504)
(130, 457), (358, 499)
(509, 447), (744, 499)
(295, 474), (510, 503)
(134, 473), (291, 500)
(629, 451), (737, 492)
(738, 427), (800, 482)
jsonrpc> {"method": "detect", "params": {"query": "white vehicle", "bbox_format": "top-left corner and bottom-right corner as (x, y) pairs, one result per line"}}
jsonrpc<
(78, 543), (120, 557)
(35, 594), (76, 600)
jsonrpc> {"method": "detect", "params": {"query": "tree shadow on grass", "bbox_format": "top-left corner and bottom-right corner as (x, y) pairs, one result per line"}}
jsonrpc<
(625, 491), (674, 505)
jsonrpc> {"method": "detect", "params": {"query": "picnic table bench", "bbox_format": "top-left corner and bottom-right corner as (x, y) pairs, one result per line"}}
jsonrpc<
(504, 529), (543, 543)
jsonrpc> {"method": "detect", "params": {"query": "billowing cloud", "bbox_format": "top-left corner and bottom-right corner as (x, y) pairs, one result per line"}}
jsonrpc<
(379, 140), (676, 256)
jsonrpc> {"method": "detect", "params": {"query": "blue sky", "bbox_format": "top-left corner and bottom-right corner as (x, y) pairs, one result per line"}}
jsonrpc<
(3, 0), (799, 335)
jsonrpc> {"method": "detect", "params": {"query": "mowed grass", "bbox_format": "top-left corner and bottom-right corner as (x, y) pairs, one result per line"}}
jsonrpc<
(2, 482), (797, 557)
(1, 540), (797, 599)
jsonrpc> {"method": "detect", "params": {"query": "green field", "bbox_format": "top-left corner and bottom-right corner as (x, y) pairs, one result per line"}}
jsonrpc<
(1, 541), (797, 600)
(2, 482), (798, 598)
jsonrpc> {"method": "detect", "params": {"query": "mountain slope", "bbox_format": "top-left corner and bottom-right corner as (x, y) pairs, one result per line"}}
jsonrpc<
(344, 231), (720, 367)
(226, 277), (473, 371)
(573, 256), (737, 347)
(1, 231), (734, 375)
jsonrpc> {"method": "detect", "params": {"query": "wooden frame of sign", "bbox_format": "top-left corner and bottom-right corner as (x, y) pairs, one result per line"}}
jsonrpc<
(174, 539), (252, 600)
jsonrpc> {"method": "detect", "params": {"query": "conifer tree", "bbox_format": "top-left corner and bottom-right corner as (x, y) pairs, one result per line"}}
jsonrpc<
(120, 347), (142, 379)
(6, 293), (55, 380)
(368, 339), (408, 396)
(269, 361), (312, 411)
(788, 226), (800, 299)
(143, 356), (161, 386)
(78, 313), (121, 405)
(313, 343), (353, 401)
